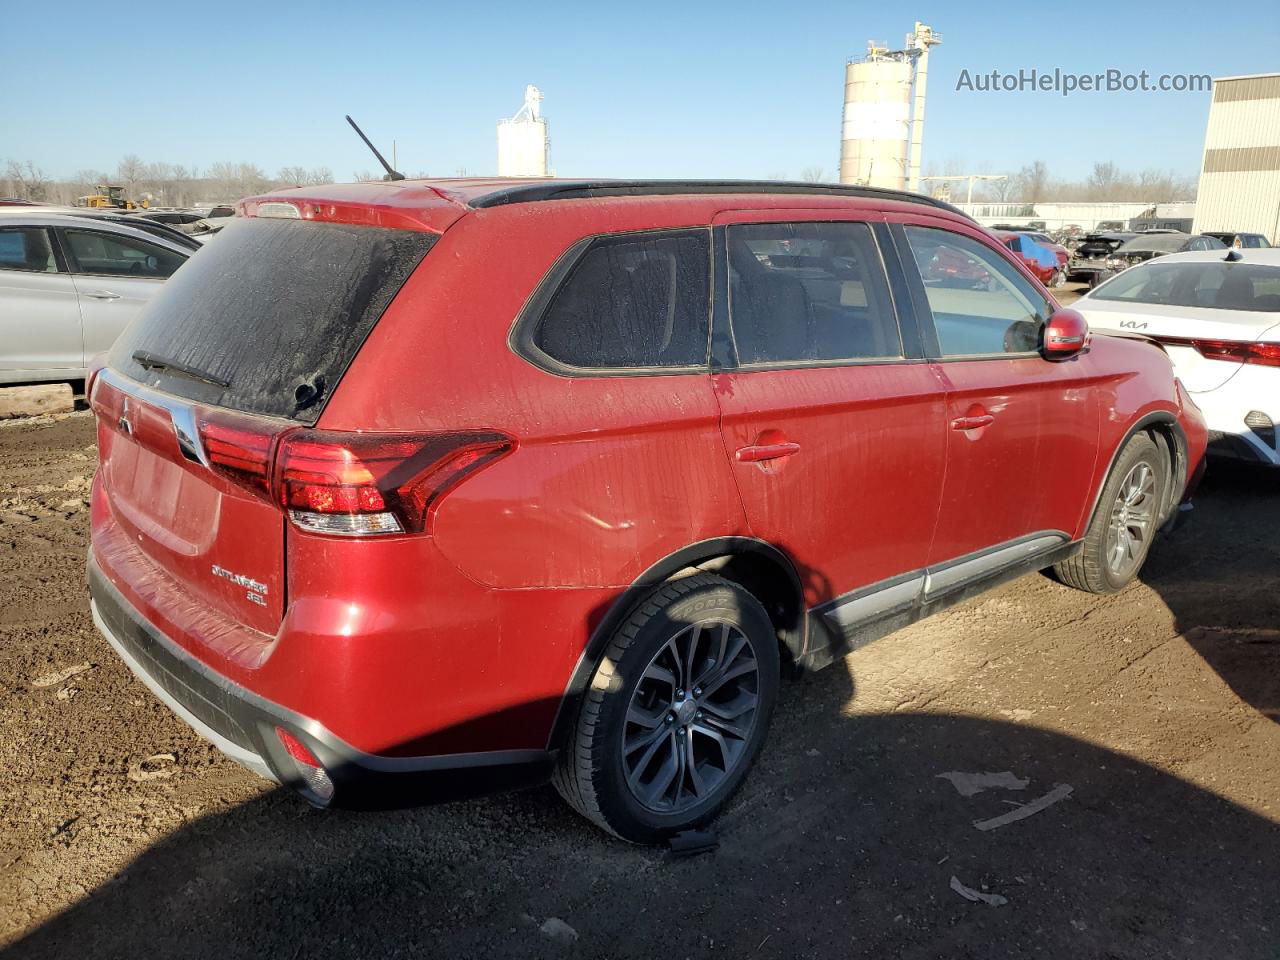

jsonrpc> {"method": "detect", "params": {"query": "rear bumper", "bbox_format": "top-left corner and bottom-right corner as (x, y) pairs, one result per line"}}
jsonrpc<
(88, 553), (553, 809)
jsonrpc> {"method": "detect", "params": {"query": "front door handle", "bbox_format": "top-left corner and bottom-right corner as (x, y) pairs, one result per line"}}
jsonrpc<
(951, 414), (994, 431)
(84, 290), (121, 300)
(736, 441), (801, 463)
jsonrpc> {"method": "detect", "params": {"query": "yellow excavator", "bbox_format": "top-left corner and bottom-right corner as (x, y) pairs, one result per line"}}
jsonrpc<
(75, 185), (149, 210)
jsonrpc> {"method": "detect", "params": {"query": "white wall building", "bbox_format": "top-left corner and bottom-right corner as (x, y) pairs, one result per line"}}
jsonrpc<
(954, 201), (1196, 233)
(1192, 73), (1280, 243)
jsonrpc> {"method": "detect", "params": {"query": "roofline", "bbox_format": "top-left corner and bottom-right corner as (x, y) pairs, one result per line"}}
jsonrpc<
(0, 211), (194, 247)
(466, 179), (972, 219)
(1213, 72), (1280, 83)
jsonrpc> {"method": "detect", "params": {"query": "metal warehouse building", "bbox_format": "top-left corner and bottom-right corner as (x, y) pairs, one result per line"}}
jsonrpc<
(1192, 72), (1280, 243)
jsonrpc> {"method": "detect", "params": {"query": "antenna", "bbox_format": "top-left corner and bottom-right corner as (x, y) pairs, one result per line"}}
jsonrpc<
(345, 115), (405, 181)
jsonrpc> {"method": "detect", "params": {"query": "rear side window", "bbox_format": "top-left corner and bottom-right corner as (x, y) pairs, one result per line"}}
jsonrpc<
(109, 217), (436, 423)
(727, 221), (900, 364)
(0, 227), (57, 273)
(530, 230), (710, 370)
(904, 226), (1051, 357)
(1092, 262), (1280, 312)
(64, 229), (186, 279)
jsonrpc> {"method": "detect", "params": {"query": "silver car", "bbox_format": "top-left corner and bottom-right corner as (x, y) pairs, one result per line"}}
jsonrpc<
(0, 213), (191, 384)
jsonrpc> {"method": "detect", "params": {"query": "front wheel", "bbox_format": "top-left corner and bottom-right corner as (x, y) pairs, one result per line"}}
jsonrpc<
(1054, 432), (1169, 593)
(553, 573), (780, 842)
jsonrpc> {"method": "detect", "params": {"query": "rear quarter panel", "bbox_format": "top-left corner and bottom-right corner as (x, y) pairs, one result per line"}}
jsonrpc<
(318, 199), (750, 589)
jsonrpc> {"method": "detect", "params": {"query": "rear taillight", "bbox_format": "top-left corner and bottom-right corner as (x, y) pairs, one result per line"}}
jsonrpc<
(277, 430), (513, 536)
(195, 413), (513, 537)
(1192, 339), (1280, 368)
(1154, 336), (1280, 368)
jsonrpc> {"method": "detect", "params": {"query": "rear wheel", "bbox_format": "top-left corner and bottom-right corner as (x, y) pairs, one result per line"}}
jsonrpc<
(1054, 432), (1168, 593)
(553, 573), (780, 843)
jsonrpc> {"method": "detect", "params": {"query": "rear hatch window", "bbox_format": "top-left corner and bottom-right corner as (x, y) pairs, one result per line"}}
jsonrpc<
(107, 217), (436, 424)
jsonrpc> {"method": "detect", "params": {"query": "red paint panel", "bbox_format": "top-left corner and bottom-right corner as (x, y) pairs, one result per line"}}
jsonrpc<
(713, 364), (947, 606)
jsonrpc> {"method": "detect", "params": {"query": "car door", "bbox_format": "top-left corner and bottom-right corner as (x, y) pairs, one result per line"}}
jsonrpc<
(893, 218), (1100, 584)
(59, 226), (187, 365)
(0, 225), (84, 379)
(710, 211), (947, 656)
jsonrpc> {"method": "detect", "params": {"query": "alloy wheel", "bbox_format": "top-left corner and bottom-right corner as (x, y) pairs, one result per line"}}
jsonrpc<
(622, 620), (761, 814)
(1106, 461), (1157, 578)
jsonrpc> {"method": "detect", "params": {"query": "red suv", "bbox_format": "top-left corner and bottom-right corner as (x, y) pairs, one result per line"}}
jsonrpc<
(88, 180), (1206, 842)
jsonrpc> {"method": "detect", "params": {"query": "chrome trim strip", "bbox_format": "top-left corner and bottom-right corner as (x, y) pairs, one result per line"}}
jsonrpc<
(821, 573), (924, 630)
(98, 366), (208, 466)
(923, 532), (1069, 598)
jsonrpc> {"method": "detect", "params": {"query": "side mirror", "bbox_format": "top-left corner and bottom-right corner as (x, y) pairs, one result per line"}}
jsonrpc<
(1043, 308), (1088, 359)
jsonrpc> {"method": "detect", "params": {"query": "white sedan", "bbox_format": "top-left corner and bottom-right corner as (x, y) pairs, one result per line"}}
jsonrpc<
(0, 213), (191, 384)
(1075, 248), (1280, 467)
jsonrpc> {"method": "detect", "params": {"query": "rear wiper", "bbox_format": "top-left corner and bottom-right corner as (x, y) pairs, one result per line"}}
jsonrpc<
(131, 351), (230, 388)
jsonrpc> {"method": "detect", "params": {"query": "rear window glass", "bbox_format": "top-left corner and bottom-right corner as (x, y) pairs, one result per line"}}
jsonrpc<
(1091, 261), (1280, 312)
(109, 217), (435, 422)
(531, 230), (710, 370)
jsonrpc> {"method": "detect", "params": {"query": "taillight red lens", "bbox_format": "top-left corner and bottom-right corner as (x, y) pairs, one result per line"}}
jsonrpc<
(1194, 339), (1280, 368)
(276, 430), (514, 535)
(194, 414), (513, 536)
(199, 411), (284, 497)
(1155, 336), (1280, 368)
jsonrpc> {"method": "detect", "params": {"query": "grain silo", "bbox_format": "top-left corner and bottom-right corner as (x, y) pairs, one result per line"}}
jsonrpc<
(840, 49), (913, 190)
(839, 24), (942, 193)
(497, 85), (550, 178)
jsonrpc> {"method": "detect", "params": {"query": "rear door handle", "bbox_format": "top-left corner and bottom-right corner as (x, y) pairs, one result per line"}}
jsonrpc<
(84, 290), (121, 300)
(736, 442), (801, 463)
(951, 414), (994, 430)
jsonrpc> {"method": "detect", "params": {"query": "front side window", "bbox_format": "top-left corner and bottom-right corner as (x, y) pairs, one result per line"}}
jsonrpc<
(64, 229), (185, 279)
(0, 227), (57, 273)
(727, 221), (900, 364)
(904, 226), (1051, 357)
(533, 230), (710, 369)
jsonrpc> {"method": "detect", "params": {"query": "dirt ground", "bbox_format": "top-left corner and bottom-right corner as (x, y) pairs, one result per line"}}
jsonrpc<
(2, 386), (1278, 959)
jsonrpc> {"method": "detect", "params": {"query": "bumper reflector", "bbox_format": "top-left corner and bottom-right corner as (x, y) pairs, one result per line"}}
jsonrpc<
(1244, 410), (1276, 450)
(276, 727), (335, 804)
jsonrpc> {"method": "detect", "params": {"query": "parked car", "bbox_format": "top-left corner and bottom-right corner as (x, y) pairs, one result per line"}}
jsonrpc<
(1105, 233), (1226, 275)
(1076, 248), (1280, 467)
(1068, 232), (1137, 284)
(992, 230), (1066, 287)
(0, 213), (190, 384)
(0, 206), (202, 252)
(1202, 231), (1272, 249)
(0, 197), (38, 206)
(1096, 220), (1127, 232)
(140, 210), (208, 233)
(87, 179), (1206, 842)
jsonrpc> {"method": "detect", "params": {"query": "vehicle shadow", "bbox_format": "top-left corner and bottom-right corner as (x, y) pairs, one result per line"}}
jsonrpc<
(6, 668), (1279, 959)
(1141, 459), (1280, 723)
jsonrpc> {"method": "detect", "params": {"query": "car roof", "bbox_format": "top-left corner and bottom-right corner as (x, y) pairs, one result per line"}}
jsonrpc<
(0, 211), (194, 253)
(239, 177), (976, 233)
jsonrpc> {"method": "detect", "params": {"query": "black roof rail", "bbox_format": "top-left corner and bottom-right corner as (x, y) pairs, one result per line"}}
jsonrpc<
(467, 179), (972, 219)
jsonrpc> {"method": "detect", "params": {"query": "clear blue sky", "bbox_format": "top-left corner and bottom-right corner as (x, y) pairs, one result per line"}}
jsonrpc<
(4, 0), (1277, 183)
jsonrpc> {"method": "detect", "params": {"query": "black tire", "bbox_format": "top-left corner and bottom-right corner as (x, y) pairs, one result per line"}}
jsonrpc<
(552, 572), (780, 843)
(1054, 432), (1168, 594)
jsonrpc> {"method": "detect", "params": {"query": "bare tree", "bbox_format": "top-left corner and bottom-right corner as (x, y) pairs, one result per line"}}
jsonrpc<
(1015, 161), (1050, 204)
(3, 160), (51, 201)
(278, 165), (309, 186)
(306, 167), (333, 185)
(116, 154), (147, 191)
(800, 165), (825, 183)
